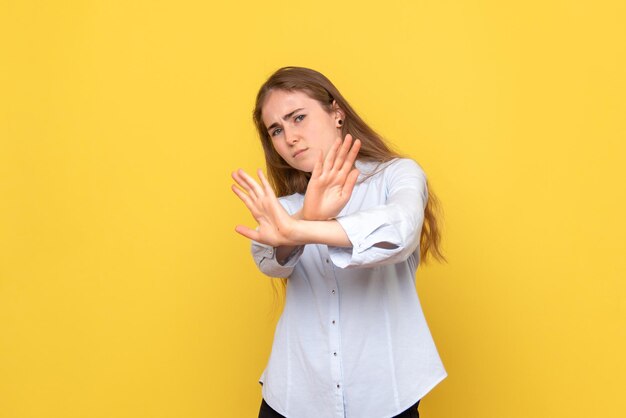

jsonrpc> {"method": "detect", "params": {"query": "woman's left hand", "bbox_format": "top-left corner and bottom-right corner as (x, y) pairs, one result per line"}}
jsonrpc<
(301, 134), (361, 221)
(231, 168), (299, 247)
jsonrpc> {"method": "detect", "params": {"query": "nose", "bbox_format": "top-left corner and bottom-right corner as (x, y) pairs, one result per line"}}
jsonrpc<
(284, 127), (299, 145)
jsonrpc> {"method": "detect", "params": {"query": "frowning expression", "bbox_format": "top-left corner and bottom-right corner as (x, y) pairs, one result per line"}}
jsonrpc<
(261, 89), (343, 173)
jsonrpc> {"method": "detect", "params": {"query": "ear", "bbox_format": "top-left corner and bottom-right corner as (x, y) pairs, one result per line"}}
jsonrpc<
(331, 100), (345, 121)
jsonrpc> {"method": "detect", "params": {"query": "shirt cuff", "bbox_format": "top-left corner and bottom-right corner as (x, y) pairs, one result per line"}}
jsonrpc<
(329, 210), (404, 268)
(251, 241), (304, 277)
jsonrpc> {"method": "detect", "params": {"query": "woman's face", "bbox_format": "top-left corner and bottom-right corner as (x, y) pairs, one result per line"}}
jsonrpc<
(261, 89), (343, 173)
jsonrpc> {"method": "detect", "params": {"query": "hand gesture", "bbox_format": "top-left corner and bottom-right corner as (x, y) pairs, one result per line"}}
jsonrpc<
(301, 134), (361, 221)
(231, 168), (298, 247)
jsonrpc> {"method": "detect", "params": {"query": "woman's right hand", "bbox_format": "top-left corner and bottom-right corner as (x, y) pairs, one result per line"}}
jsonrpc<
(231, 168), (299, 247)
(301, 134), (361, 221)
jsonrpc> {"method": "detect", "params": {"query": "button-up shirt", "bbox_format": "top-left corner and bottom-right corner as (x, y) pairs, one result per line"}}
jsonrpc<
(252, 158), (447, 418)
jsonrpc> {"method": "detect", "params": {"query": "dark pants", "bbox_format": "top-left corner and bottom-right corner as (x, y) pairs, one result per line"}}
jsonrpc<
(258, 398), (420, 418)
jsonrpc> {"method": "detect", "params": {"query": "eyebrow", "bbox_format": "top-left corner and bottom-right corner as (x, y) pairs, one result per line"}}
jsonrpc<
(266, 108), (305, 132)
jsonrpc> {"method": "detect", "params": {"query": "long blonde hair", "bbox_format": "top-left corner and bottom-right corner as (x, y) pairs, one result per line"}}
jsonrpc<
(252, 67), (446, 310)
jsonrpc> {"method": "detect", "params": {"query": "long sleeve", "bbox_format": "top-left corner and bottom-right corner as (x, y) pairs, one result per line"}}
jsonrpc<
(328, 158), (428, 269)
(250, 194), (305, 278)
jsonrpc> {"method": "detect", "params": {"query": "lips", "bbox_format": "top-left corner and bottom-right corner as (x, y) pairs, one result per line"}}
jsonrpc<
(293, 148), (308, 158)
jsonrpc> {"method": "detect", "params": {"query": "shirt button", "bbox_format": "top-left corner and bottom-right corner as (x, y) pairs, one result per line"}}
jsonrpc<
(331, 289), (336, 294)
(333, 352), (337, 356)
(332, 320), (336, 324)
(336, 384), (341, 389)
(325, 258), (329, 263)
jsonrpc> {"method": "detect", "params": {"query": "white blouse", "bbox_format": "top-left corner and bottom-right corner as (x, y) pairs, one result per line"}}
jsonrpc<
(251, 158), (447, 418)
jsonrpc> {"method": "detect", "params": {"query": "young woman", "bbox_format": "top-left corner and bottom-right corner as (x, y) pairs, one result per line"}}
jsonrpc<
(232, 67), (447, 418)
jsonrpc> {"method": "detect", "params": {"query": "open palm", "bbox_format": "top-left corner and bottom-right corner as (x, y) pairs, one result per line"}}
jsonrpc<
(231, 168), (298, 247)
(302, 134), (361, 221)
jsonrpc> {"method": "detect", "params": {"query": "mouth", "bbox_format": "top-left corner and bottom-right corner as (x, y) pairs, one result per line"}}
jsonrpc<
(293, 148), (308, 158)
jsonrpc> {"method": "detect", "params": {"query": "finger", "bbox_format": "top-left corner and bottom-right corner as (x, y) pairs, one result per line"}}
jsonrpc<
(231, 184), (260, 219)
(235, 169), (265, 199)
(324, 137), (342, 173)
(342, 168), (360, 198)
(339, 138), (361, 175)
(255, 170), (290, 221)
(257, 169), (276, 197)
(232, 169), (261, 201)
(341, 168), (360, 202)
(234, 225), (261, 242)
(238, 169), (263, 197)
(232, 170), (257, 199)
(333, 134), (353, 172)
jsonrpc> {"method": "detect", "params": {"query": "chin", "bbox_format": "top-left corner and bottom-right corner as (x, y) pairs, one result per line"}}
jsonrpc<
(288, 161), (314, 173)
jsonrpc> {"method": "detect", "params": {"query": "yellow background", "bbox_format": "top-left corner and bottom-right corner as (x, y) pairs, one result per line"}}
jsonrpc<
(1, 1), (625, 417)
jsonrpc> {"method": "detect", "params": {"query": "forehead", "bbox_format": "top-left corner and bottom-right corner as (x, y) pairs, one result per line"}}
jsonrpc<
(261, 90), (321, 125)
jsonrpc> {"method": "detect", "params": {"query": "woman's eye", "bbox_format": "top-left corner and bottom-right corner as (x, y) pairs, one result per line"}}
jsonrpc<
(271, 128), (282, 137)
(295, 114), (305, 122)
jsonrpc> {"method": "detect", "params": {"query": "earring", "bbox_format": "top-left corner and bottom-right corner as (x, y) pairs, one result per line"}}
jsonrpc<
(338, 119), (343, 126)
